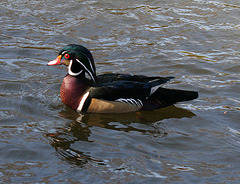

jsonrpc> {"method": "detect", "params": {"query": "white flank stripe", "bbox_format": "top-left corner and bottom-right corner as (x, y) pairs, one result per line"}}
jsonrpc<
(77, 91), (90, 112)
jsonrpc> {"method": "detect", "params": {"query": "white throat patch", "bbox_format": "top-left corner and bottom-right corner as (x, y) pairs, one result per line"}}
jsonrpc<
(68, 60), (83, 76)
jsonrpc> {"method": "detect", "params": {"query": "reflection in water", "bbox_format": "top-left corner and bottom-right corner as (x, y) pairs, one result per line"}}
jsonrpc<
(46, 113), (94, 166)
(46, 106), (195, 165)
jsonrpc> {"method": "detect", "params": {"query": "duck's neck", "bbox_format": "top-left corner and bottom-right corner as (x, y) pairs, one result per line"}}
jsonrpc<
(60, 75), (90, 110)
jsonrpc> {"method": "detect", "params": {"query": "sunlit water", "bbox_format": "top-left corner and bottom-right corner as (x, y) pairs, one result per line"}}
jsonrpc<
(0, 0), (240, 183)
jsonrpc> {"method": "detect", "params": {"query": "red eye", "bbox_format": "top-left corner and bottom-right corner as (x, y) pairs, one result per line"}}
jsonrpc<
(64, 53), (70, 59)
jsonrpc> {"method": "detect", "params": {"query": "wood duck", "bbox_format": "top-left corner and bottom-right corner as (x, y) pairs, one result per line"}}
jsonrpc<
(48, 44), (198, 113)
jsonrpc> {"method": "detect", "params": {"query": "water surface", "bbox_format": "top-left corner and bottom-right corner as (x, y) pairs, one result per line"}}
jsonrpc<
(0, 0), (240, 183)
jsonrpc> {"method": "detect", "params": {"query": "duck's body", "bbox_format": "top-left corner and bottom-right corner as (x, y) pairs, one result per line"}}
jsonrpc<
(48, 44), (198, 113)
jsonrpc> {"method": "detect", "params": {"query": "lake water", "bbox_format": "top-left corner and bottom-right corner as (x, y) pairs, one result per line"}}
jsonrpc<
(0, 0), (240, 183)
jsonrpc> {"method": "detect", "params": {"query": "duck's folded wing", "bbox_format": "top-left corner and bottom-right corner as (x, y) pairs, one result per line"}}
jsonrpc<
(96, 73), (174, 85)
(79, 80), (152, 113)
(90, 80), (152, 100)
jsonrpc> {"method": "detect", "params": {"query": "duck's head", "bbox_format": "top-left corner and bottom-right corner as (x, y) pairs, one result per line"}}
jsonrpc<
(48, 44), (97, 82)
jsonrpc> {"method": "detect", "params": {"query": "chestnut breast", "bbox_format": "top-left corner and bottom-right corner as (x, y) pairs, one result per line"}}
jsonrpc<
(60, 75), (90, 110)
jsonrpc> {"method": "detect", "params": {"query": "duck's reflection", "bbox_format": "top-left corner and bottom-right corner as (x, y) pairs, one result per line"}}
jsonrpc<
(46, 106), (196, 166)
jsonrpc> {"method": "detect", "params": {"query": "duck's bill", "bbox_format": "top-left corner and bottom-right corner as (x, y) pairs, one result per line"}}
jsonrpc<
(47, 55), (62, 66)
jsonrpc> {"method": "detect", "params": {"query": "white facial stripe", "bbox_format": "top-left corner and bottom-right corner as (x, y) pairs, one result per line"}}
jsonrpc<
(87, 57), (95, 75)
(80, 52), (96, 75)
(61, 51), (67, 55)
(68, 60), (83, 76)
(76, 59), (96, 82)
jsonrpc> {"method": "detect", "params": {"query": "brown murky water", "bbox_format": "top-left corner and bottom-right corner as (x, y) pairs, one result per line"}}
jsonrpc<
(0, 0), (240, 183)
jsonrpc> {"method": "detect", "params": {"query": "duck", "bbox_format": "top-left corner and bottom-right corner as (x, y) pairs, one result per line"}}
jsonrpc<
(48, 44), (198, 113)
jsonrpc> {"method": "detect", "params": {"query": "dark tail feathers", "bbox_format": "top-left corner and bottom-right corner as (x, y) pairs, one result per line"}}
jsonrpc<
(146, 87), (198, 109)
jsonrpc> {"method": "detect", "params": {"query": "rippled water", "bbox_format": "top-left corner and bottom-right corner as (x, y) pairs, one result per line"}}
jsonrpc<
(0, 0), (240, 183)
